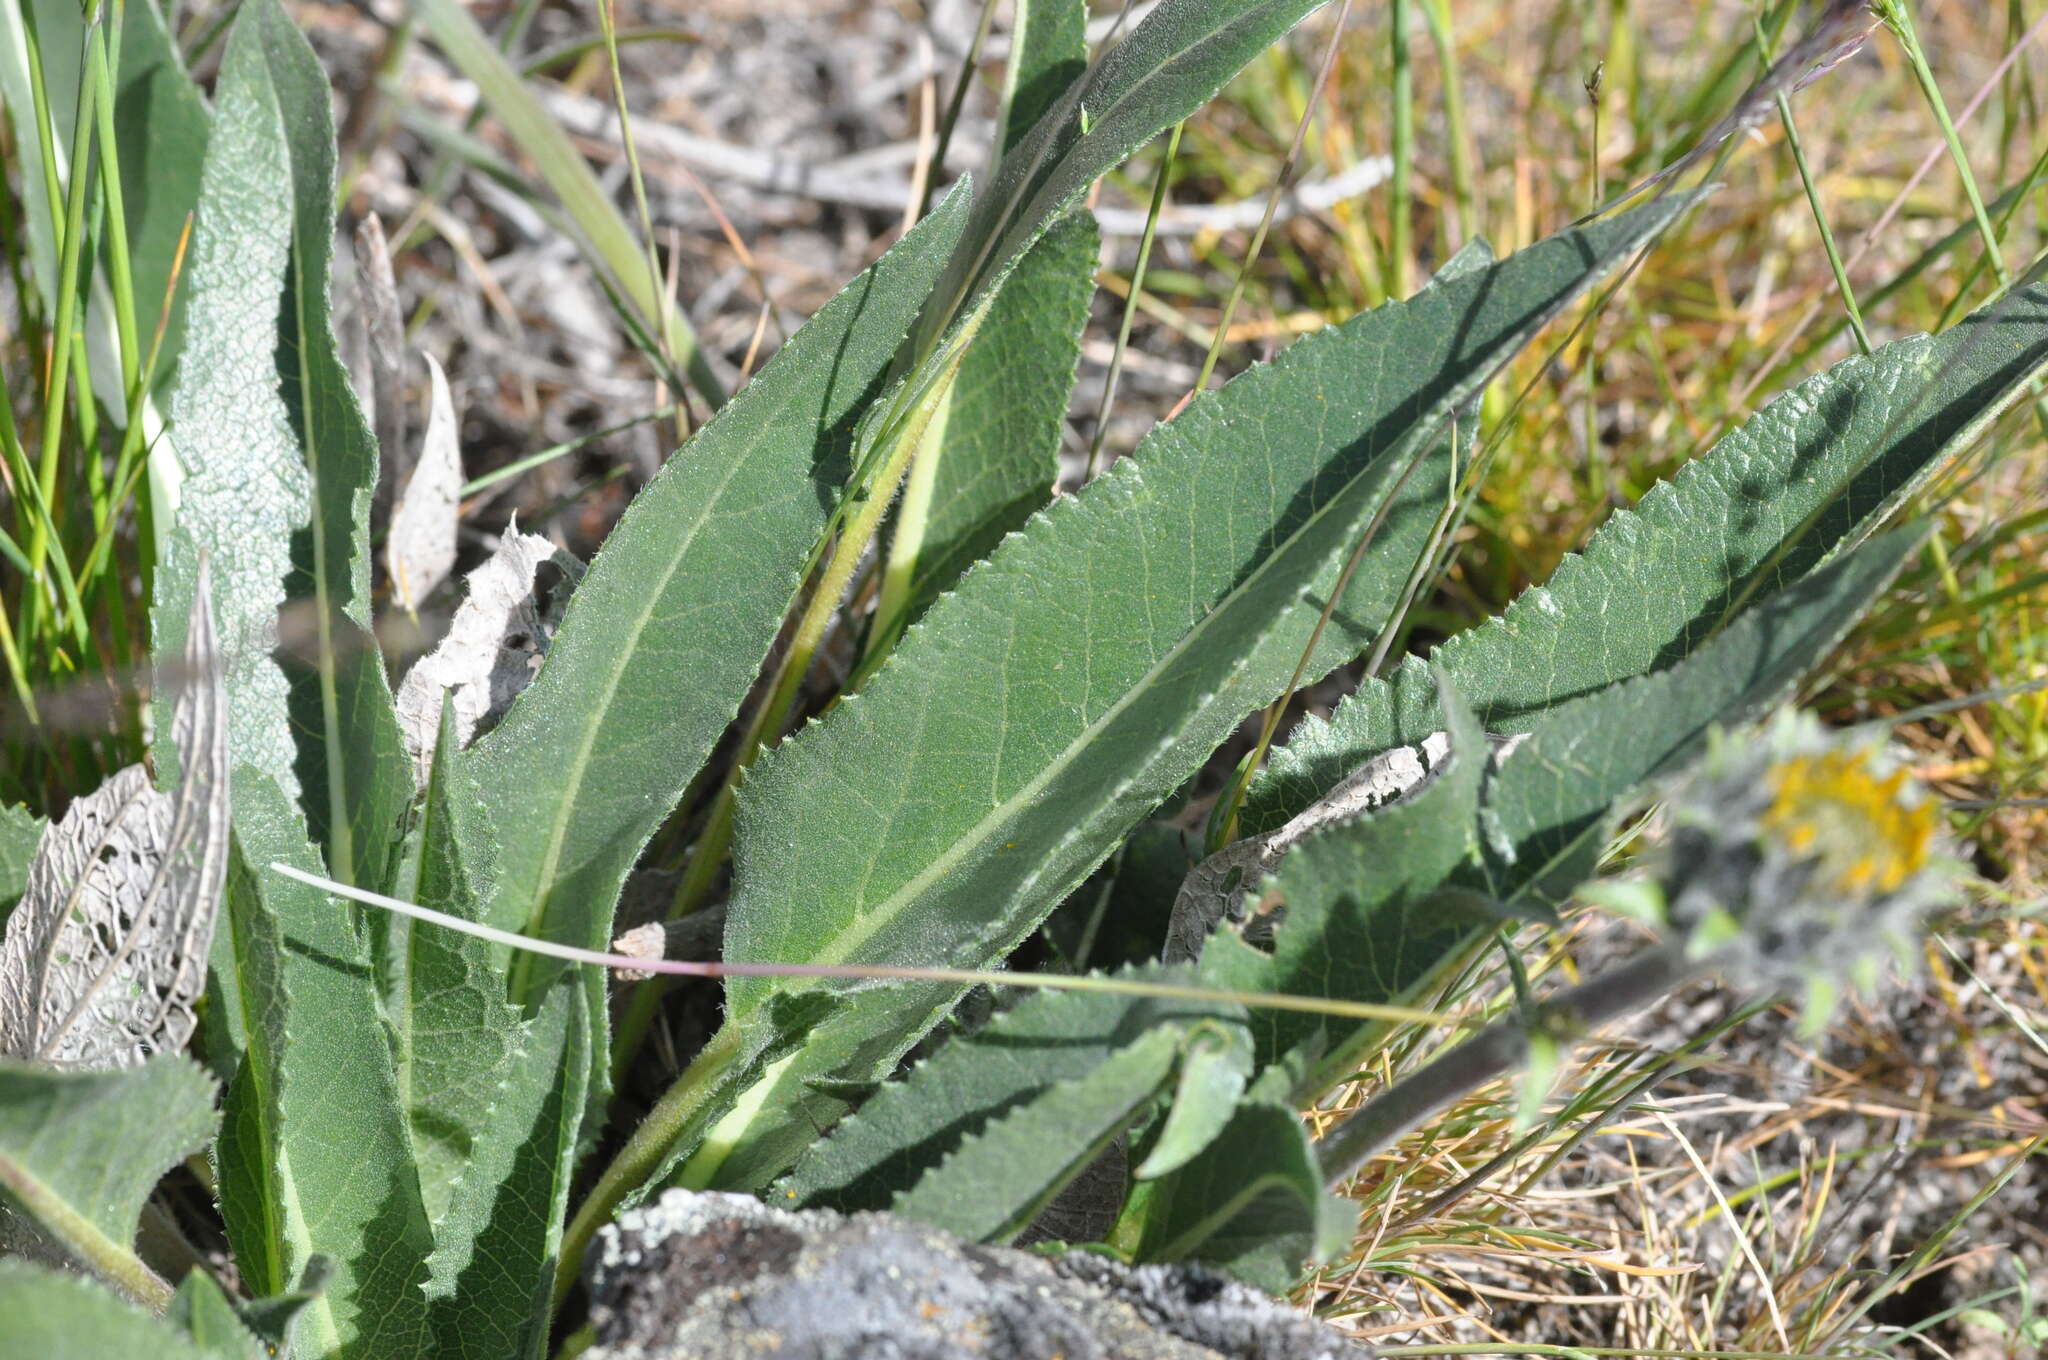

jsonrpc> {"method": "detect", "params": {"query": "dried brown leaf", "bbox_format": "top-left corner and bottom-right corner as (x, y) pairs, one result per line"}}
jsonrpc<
(385, 352), (463, 613)
(393, 526), (584, 784)
(0, 566), (229, 1068)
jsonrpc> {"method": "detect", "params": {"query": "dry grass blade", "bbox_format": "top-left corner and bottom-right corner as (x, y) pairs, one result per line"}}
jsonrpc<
(385, 353), (464, 615)
(0, 563), (228, 1068)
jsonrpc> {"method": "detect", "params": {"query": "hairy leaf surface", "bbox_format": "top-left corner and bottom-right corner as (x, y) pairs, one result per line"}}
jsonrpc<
(1245, 286), (2048, 831)
(890, 1026), (1184, 1243)
(704, 197), (1694, 1192)
(0, 1261), (214, 1360)
(0, 1056), (217, 1273)
(891, 211), (1098, 625)
(997, 0), (1088, 157)
(779, 967), (1246, 1215)
(146, 6), (437, 1350)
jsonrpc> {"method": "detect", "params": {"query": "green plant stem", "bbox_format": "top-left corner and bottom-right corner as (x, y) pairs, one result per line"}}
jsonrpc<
(1316, 943), (1692, 1188)
(1420, 0), (1477, 246)
(558, 1024), (749, 1316)
(1086, 122), (1182, 477)
(1757, 16), (1870, 356)
(920, 0), (1000, 220)
(612, 347), (976, 1079)
(1388, 0), (1412, 299)
(1193, 0), (1356, 396)
(25, 22), (103, 639)
(596, 0), (682, 430)
(0, 1154), (174, 1311)
(1879, 1), (2010, 291)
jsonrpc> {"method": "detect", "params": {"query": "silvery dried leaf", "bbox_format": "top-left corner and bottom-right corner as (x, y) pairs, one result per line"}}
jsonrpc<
(385, 352), (463, 614)
(354, 212), (409, 524)
(394, 525), (585, 784)
(1164, 732), (1534, 964)
(0, 565), (230, 1068)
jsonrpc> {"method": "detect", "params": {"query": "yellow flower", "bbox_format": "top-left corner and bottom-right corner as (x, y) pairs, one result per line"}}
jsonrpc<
(1760, 749), (1940, 897)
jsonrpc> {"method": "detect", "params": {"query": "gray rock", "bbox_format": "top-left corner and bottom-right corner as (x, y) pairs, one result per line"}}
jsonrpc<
(583, 1190), (1366, 1360)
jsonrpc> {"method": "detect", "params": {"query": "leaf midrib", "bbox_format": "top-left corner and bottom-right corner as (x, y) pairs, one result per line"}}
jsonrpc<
(503, 409), (804, 1006)
(740, 423), (1414, 994)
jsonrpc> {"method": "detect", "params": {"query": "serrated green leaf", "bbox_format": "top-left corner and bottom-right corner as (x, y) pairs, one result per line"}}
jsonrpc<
(997, 0), (1088, 158)
(1196, 675), (1487, 1086)
(702, 196), (1693, 1193)
(1480, 526), (1928, 911)
(459, 183), (974, 984)
(0, 804), (41, 922)
(0, 1260), (212, 1360)
(0, 1055), (216, 1283)
(168, 1272), (267, 1360)
(888, 210), (1098, 628)
(144, 3), (436, 1351)
(150, 0), (408, 893)
(1245, 285), (2048, 831)
(1135, 1024), (1251, 1179)
(207, 773), (435, 1357)
(383, 701), (527, 1309)
(891, 1025), (1182, 1243)
(779, 966), (1245, 1215)
(1128, 1099), (1355, 1292)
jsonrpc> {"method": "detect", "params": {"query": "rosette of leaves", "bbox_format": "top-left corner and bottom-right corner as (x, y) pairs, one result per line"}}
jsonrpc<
(3, 0), (2046, 1355)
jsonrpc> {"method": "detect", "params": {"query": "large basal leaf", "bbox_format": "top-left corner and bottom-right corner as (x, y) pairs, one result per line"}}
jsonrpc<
(0, 1261), (215, 1360)
(1196, 527), (1923, 1122)
(151, 0), (407, 892)
(1478, 526), (1928, 912)
(1244, 285), (2048, 832)
(390, 701), (553, 1360)
(996, 0), (1088, 158)
(458, 183), (972, 979)
(0, 1056), (217, 1287)
(889, 210), (1098, 627)
(212, 776), (436, 1357)
(697, 196), (1695, 1193)
(1, 574), (226, 1070)
(778, 965), (1247, 1216)
(148, 4), (437, 1351)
